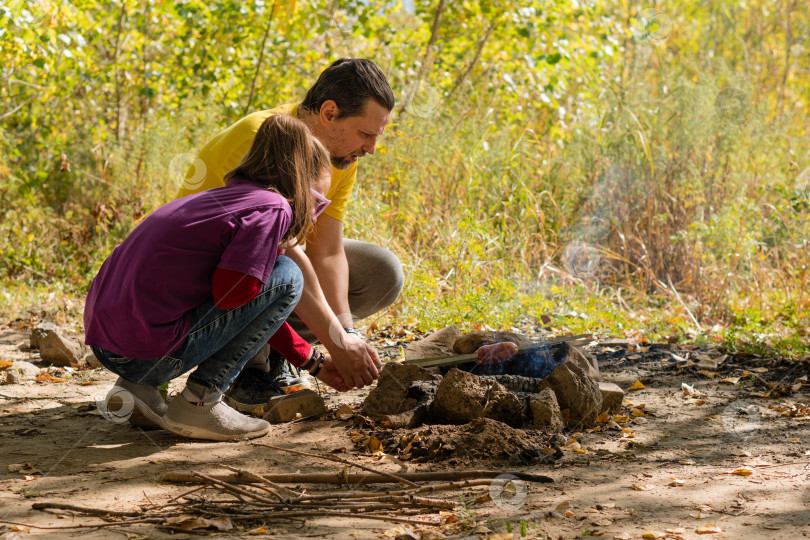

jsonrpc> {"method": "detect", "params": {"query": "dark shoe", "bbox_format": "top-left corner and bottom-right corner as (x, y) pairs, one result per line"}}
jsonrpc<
(274, 360), (311, 394)
(224, 367), (285, 415)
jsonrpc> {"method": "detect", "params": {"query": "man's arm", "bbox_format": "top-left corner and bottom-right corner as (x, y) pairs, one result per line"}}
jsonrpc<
(285, 218), (379, 388)
(304, 215), (353, 328)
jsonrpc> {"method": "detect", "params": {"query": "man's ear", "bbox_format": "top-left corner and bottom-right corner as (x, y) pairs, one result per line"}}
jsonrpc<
(319, 100), (340, 125)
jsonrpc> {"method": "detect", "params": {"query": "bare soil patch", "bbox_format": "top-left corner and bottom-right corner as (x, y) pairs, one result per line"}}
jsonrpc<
(1, 323), (808, 539)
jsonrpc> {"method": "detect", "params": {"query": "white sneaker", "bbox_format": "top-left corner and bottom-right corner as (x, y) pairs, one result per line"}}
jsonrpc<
(163, 395), (271, 441)
(103, 377), (167, 429)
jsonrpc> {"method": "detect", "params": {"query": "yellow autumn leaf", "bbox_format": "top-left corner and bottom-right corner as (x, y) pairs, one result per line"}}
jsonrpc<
(628, 380), (645, 391)
(631, 482), (654, 491)
(631, 408), (646, 417)
(696, 524), (722, 534)
(613, 415), (630, 423)
(0, 360), (13, 370)
(366, 435), (382, 453)
(729, 468), (753, 476)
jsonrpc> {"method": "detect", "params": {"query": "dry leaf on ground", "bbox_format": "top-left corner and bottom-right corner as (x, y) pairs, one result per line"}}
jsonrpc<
(629, 380), (645, 391)
(728, 468), (753, 476)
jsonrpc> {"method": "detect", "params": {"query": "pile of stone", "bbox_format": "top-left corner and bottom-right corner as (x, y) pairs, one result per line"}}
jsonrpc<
(362, 326), (624, 434)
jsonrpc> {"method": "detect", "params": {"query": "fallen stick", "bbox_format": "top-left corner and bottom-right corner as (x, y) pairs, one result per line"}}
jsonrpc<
(287, 478), (495, 503)
(220, 464), (301, 498)
(32, 502), (144, 518)
(191, 471), (281, 504)
(251, 442), (420, 488)
(162, 469), (553, 485)
(226, 510), (442, 525)
(5, 517), (163, 530)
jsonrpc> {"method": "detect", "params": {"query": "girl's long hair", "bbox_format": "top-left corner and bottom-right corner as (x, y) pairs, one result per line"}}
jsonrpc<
(224, 114), (330, 245)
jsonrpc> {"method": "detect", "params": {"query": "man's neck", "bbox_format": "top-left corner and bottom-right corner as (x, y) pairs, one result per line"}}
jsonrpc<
(296, 108), (324, 140)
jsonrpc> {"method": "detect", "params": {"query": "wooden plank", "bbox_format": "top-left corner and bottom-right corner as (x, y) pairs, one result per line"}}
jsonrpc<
(403, 334), (592, 368)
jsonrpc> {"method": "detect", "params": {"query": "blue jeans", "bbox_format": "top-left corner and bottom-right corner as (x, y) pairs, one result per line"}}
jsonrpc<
(92, 256), (303, 393)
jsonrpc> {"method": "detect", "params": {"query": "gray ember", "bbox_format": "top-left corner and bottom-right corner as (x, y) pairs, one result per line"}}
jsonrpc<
(481, 374), (541, 394)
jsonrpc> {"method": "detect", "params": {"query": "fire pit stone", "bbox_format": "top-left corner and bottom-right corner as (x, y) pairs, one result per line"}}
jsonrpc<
(529, 387), (565, 433)
(431, 368), (524, 427)
(537, 347), (603, 428)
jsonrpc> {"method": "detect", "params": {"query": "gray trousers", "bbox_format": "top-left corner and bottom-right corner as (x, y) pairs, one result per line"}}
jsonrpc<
(246, 239), (404, 370)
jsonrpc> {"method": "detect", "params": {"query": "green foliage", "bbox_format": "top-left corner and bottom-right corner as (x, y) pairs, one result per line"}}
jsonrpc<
(0, 0), (807, 356)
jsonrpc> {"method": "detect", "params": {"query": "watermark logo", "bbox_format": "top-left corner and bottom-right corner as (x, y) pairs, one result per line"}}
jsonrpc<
(5, 0), (48, 26)
(721, 400), (761, 439)
(714, 86), (751, 125)
(489, 473), (528, 511)
(327, 313), (364, 351)
(403, 81), (442, 119)
(631, 8), (673, 45)
(95, 386), (135, 424)
(169, 153), (207, 191)
(562, 241), (601, 279)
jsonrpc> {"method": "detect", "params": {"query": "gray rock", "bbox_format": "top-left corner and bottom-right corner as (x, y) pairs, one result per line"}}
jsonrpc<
(263, 389), (326, 423)
(39, 331), (84, 367)
(537, 343), (603, 428)
(404, 325), (462, 360)
(3, 361), (42, 384)
(452, 330), (533, 354)
(565, 344), (601, 381)
(529, 388), (565, 434)
(431, 368), (523, 427)
(598, 381), (625, 413)
(29, 321), (59, 349)
(362, 363), (440, 428)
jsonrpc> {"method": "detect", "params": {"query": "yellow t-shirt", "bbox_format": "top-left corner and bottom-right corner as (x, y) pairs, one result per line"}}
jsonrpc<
(176, 104), (356, 222)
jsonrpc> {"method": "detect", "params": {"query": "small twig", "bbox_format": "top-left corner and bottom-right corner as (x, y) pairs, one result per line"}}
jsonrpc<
(376, 495), (459, 510)
(221, 464), (299, 498)
(288, 478), (494, 503)
(251, 443), (420, 488)
(31, 502), (143, 518)
(191, 471), (282, 503)
(227, 511), (441, 525)
(144, 485), (209, 510)
(163, 469), (554, 485)
(1, 518), (163, 530)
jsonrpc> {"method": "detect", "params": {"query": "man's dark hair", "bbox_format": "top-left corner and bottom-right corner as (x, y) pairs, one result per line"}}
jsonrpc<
(299, 58), (395, 118)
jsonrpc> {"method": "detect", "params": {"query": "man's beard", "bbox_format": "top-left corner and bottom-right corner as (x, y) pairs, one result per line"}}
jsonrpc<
(331, 154), (362, 170)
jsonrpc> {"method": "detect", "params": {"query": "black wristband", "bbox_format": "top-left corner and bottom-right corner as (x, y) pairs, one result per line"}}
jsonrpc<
(308, 349), (324, 376)
(301, 349), (318, 371)
(343, 327), (361, 337)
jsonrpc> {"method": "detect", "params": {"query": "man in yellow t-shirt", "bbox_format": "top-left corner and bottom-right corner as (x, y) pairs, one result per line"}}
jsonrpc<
(178, 59), (402, 411)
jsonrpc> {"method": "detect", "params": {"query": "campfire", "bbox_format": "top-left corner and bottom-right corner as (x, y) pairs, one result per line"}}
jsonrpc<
(358, 326), (625, 462)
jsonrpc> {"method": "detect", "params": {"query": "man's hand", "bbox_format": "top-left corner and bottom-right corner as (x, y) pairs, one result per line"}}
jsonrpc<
(313, 354), (351, 392)
(327, 331), (380, 389)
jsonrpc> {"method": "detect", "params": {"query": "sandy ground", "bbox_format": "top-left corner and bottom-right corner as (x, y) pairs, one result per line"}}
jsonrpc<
(1, 324), (809, 540)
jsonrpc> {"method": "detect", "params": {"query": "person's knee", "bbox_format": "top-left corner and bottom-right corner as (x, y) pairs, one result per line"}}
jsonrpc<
(345, 240), (404, 316)
(375, 248), (404, 306)
(275, 255), (304, 302)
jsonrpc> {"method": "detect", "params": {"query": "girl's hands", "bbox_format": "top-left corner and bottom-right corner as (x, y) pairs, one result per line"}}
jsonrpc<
(313, 353), (351, 392)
